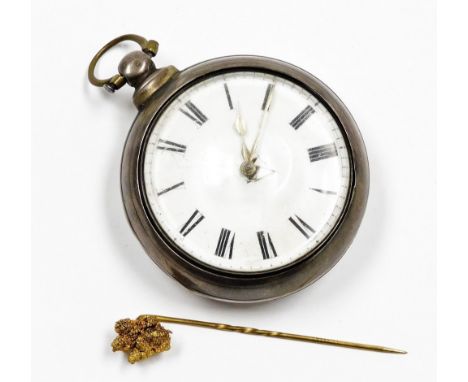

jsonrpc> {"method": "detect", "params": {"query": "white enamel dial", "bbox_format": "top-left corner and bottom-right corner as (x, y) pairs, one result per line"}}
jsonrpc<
(143, 71), (351, 272)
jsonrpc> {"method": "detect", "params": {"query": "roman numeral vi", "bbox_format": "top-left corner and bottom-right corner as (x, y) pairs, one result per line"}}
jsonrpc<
(214, 228), (235, 259)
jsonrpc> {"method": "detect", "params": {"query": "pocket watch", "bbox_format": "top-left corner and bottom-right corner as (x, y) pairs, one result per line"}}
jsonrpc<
(88, 34), (369, 303)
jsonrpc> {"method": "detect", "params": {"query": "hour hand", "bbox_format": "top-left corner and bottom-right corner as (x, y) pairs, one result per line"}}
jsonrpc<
(233, 106), (251, 161)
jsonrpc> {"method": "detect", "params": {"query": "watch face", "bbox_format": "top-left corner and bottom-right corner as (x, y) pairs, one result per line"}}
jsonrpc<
(142, 71), (352, 273)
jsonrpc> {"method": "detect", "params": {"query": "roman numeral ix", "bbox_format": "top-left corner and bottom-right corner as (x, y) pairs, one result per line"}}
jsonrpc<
(214, 228), (235, 259)
(157, 139), (186, 153)
(290, 105), (315, 129)
(288, 215), (316, 239)
(180, 209), (205, 237)
(257, 231), (278, 260)
(157, 181), (184, 196)
(308, 143), (338, 162)
(179, 101), (208, 126)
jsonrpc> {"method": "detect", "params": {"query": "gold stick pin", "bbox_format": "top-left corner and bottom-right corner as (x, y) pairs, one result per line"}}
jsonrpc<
(112, 315), (407, 364)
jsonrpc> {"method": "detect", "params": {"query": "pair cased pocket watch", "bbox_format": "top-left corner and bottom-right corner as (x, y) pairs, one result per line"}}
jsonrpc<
(88, 34), (369, 303)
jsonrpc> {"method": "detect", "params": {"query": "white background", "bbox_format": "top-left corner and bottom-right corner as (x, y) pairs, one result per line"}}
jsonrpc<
(28, 1), (437, 381)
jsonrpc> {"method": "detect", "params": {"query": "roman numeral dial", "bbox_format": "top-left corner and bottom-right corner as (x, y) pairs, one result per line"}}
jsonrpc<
(142, 71), (353, 274)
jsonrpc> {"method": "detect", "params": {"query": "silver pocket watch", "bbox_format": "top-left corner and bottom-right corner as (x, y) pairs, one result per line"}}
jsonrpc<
(88, 34), (369, 302)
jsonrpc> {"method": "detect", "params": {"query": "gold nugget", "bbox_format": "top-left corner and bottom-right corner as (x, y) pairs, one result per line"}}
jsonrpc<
(111, 315), (171, 364)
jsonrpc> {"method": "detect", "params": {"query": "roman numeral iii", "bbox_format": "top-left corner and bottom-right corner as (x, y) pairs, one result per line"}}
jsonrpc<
(180, 209), (205, 237)
(288, 215), (316, 239)
(290, 105), (315, 129)
(308, 143), (338, 162)
(179, 101), (208, 126)
(157, 139), (187, 153)
(257, 231), (278, 260)
(214, 228), (235, 259)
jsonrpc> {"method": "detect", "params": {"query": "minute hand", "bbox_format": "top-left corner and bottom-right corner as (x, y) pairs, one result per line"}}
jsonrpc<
(250, 84), (275, 160)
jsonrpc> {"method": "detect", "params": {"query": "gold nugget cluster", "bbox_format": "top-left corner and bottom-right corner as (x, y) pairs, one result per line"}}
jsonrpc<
(111, 315), (171, 364)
